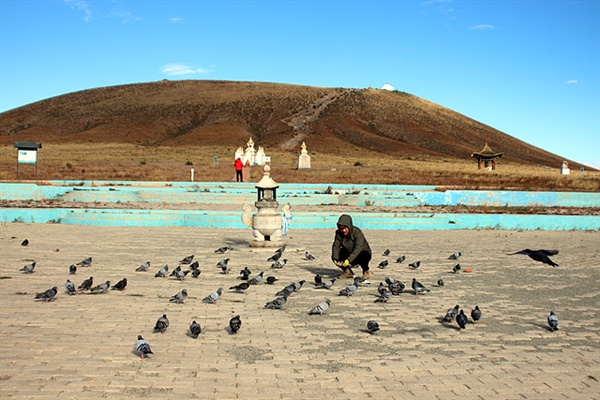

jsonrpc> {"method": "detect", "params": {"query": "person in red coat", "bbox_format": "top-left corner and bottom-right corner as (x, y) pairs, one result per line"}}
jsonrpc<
(234, 158), (244, 182)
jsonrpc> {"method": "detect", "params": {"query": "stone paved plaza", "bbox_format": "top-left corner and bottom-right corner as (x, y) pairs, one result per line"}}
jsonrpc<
(1, 224), (598, 399)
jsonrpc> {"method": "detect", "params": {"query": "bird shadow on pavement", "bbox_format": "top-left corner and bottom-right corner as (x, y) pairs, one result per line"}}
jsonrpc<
(438, 322), (462, 331)
(221, 238), (252, 248)
(529, 322), (555, 332)
(299, 265), (340, 278)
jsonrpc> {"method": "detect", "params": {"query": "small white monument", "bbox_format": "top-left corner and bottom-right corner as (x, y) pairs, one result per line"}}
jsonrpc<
(297, 141), (311, 170)
(255, 146), (266, 166)
(561, 161), (570, 175)
(234, 146), (244, 161)
(243, 138), (256, 166)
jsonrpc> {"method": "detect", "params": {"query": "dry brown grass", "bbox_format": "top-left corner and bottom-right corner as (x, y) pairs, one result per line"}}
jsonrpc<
(1, 143), (598, 192)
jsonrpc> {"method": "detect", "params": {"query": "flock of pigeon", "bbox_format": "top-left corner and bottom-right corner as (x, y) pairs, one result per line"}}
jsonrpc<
(20, 236), (561, 359)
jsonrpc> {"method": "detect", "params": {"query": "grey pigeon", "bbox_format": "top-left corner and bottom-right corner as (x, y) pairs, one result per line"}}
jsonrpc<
(548, 310), (558, 331)
(314, 274), (323, 285)
(382, 249), (390, 256)
(229, 315), (242, 334)
(375, 287), (391, 303)
(69, 264), (77, 275)
(456, 309), (468, 329)
(271, 259), (287, 269)
(20, 261), (36, 274)
(170, 265), (182, 277)
(65, 279), (76, 295)
(437, 278), (444, 287)
(452, 264), (461, 273)
(396, 255), (406, 263)
(377, 260), (389, 269)
(78, 276), (94, 291)
(275, 284), (295, 298)
(264, 295), (288, 309)
(189, 321), (202, 338)
(202, 287), (223, 303)
(215, 246), (231, 254)
(471, 306), (482, 322)
(229, 281), (250, 293)
(448, 251), (461, 260)
(510, 249), (559, 267)
(239, 267), (252, 280)
(155, 265), (168, 278)
(153, 314), (169, 333)
(136, 261), (150, 272)
(90, 280), (110, 294)
(111, 278), (127, 290)
(409, 260), (421, 269)
(291, 280), (306, 293)
(339, 277), (361, 296)
(179, 254), (194, 264)
(216, 258), (230, 274)
(367, 320), (380, 333)
(169, 289), (188, 304)
(135, 335), (153, 358)
(191, 268), (201, 278)
(189, 260), (200, 270)
(248, 271), (264, 285)
(411, 278), (430, 295)
(265, 276), (278, 284)
(377, 282), (388, 296)
(267, 251), (282, 262)
(21, 239), (29, 246)
(304, 251), (316, 261)
(35, 286), (57, 302)
(388, 280), (405, 295)
(175, 269), (190, 281)
(442, 305), (460, 322)
(309, 298), (331, 315)
(318, 277), (337, 290)
(77, 257), (92, 267)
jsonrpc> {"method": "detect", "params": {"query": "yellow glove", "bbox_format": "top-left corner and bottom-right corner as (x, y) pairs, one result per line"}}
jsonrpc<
(342, 259), (350, 267)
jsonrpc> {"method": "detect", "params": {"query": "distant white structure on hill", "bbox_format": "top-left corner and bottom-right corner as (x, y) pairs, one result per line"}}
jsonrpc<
(380, 83), (395, 91)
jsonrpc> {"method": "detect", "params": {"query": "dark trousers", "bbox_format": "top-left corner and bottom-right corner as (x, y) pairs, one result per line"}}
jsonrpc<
(339, 250), (371, 272)
(235, 170), (243, 182)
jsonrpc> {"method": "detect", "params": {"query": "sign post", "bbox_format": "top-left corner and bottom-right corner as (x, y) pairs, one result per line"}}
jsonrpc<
(14, 142), (42, 179)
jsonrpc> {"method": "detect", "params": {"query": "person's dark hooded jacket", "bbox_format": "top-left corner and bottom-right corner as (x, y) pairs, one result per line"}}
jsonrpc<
(331, 214), (371, 264)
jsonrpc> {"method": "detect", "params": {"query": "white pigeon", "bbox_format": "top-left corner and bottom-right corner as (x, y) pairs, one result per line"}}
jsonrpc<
(20, 261), (36, 274)
(202, 288), (223, 304)
(309, 299), (331, 315)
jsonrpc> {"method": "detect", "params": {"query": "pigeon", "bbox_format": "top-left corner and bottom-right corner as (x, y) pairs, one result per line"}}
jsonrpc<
(69, 264), (77, 274)
(314, 274), (323, 285)
(377, 260), (389, 269)
(77, 257), (92, 267)
(264, 295), (288, 309)
(21, 239), (29, 246)
(456, 309), (468, 329)
(179, 254), (194, 264)
(153, 314), (169, 333)
(309, 298), (331, 315)
(291, 280), (306, 293)
(35, 286), (57, 302)
(377, 282), (388, 296)
(265, 276), (278, 284)
(135, 335), (153, 358)
(442, 305), (460, 322)
(510, 249), (559, 267)
(239, 267), (252, 280)
(471, 306), (482, 323)
(437, 278), (444, 287)
(267, 252), (282, 262)
(155, 265), (169, 278)
(367, 320), (380, 334)
(411, 278), (430, 295)
(374, 287), (391, 303)
(452, 264), (461, 274)
(548, 310), (559, 331)
(318, 277), (337, 290)
(409, 261), (421, 269)
(169, 289), (188, 304)
(189, 321), (202, 338)
(388, 280), (405, 295)
(275, 284), (295, 298)
(271, 259), (287, 269)
(174, 269), (190, 281)
(229, 281), (250, 293)
(191, 268), (201, 278)
(111, 278), (127, 291)
(202, 288), (223, 304)
(382, 249), (390, 256)
(20, 261), (36, 274)
(136, 261), (150, 272)
(339, 277), (361, 296)
(90, 280), (110, 294)
(396, 255), (406, 263)
(78, 276), (94, 291)
(448, 251), (461, 260)
(216, 258), (230, 274)
(229, 315), (242, 334)
(214, 246), (231, 254)
(248, 271), (264, 285)
(65, 280), (76, 295)
(304, 251), (316, 261)
(170, 265), (182, 277)
(189, 261), (200, 270)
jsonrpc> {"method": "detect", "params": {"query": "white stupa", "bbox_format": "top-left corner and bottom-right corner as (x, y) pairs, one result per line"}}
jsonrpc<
(380, 83), (395, 91)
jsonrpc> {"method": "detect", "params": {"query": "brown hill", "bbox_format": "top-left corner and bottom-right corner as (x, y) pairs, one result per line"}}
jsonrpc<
(0, 80), (582, 168)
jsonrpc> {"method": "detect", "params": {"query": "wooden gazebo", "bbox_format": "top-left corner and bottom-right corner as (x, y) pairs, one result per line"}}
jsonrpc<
(471, 143), (503, 170)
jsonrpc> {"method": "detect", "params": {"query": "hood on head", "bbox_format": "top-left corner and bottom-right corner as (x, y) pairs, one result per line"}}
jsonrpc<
(337, 214), (354, 230)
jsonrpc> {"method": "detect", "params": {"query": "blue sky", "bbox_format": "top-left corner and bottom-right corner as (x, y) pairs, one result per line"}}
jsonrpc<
(1, 0), (599, 168)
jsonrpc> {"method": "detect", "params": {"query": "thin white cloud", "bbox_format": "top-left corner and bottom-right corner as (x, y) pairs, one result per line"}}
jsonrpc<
(64, 0), (92, 22)
(170, 17), (184, 24)
(469, 24), (495, 30)
(564, 79), (578, 85)
(161, 64), (210, 76)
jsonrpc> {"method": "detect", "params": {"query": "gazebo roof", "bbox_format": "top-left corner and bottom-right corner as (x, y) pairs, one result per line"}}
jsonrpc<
(471, 142), (503, 159)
